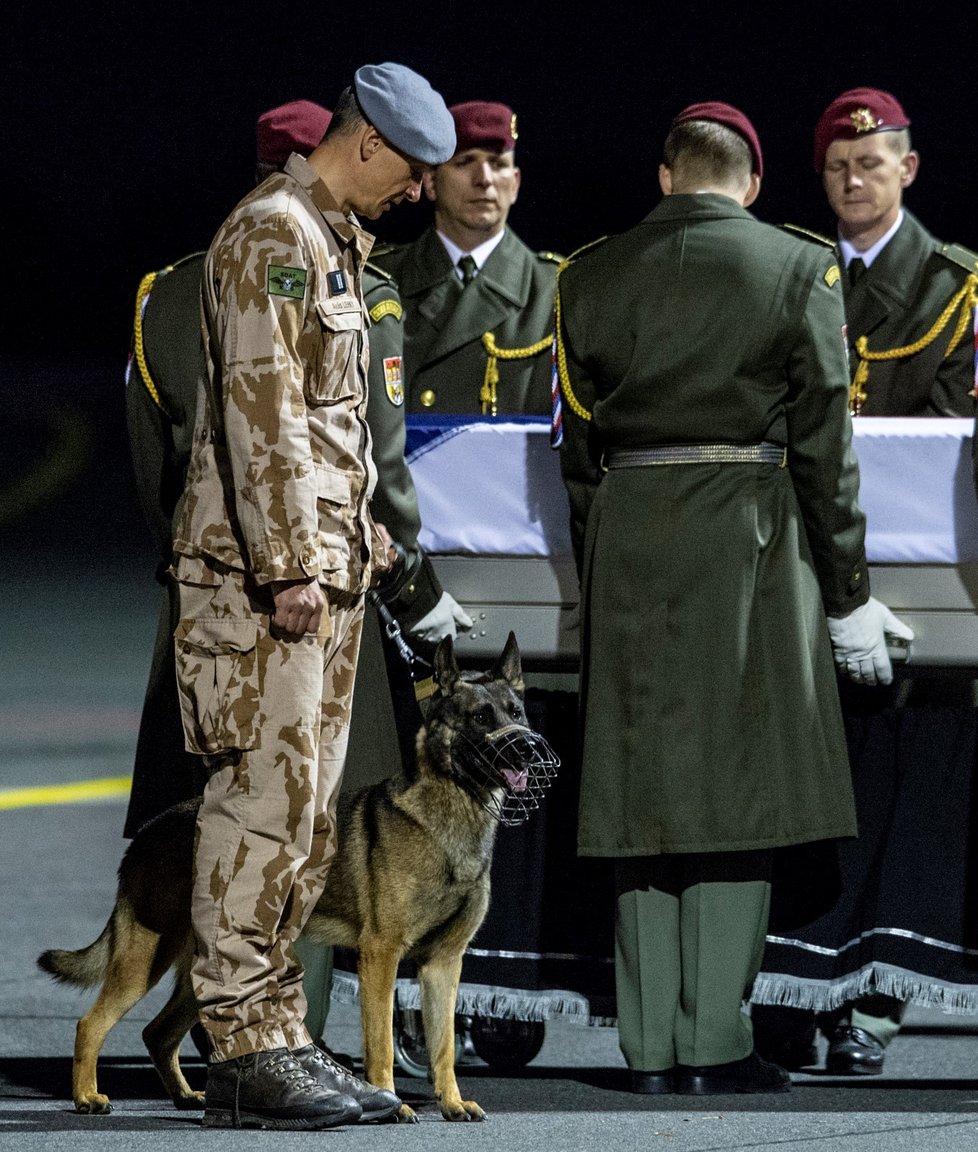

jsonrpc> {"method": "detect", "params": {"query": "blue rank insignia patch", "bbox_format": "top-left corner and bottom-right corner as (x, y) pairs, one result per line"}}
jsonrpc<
(384, 356), (404, 406)
(327, 269), (348, 296)
(267, 266), (307, 298)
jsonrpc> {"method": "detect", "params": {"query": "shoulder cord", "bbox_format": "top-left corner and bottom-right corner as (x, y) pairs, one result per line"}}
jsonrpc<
(850, 273), (978, 415)
(553, 275), (592, 423)
(479, 331), (552, 415)
(552, 239), (610, 425)
(131, 268), (173, 415)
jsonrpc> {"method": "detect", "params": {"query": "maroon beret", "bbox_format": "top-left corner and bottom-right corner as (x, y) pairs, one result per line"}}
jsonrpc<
(256, 100), (332, 167)
(672, 101), (763, 180)
(449, 101), (518, 156)
(813, 88), (910, 172)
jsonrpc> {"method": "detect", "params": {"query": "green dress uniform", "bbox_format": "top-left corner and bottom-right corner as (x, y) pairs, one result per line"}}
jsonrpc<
(343, 260), (442, 799)
(842, 211), (978, 417)
(557, 193), (865, 1070)
(124, 252), (209, 837)
(753, 217), (978, 1060)
(372, 226), (560, 415)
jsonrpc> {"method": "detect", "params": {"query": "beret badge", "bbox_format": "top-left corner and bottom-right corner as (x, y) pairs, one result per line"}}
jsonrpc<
(850, 107), (880, 133)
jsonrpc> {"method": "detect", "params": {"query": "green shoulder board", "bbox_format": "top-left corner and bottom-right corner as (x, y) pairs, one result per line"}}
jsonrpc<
(939, 243), (978, 276)
(369, 241), (404, 260)
(537, 250), (565, 265)
(364, 259), (395, 282)
(166, 250), (206, 270)
(780, 223), (835, 248)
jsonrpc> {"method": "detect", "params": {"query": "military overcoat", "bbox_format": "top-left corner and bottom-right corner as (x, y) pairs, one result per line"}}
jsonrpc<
(372, 226), (559, 415)
(558, 194), (866, 857)
(124, 252), (209, 836)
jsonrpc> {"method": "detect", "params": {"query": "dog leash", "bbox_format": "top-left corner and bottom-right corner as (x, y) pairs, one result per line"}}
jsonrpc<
(367, 592), (438, 714)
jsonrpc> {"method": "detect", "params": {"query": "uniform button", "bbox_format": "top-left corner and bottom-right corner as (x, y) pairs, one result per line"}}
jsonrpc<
(299, 543), (318, 573)
(420, 389), (436, 408)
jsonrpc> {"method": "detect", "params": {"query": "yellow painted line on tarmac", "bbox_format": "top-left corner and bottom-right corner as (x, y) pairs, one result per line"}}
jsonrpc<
(0, 776), (132, 810)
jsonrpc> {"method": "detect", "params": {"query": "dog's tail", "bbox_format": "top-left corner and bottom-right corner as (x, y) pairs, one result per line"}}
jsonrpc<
(37, 918), (114, 988)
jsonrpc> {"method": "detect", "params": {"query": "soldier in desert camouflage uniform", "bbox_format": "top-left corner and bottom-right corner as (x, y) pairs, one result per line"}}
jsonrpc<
(169, 64), (455, 1130)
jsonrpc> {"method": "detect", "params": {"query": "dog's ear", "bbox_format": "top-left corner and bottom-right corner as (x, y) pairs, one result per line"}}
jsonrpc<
(491, 631), (524, 692)
(433, 634), (461, 692)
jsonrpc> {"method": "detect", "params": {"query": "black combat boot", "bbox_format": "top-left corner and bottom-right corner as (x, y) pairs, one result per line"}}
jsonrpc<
(292, 1043), (401, 1122)
(202, 1047), (361, 1129)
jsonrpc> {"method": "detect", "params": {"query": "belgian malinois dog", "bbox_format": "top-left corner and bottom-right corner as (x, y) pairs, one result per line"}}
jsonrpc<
(38, 632), (557, 1123)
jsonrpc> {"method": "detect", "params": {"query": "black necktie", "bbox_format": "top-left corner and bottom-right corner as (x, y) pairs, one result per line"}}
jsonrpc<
(458, 254), (477, 287)
(848, 257), (866, 286)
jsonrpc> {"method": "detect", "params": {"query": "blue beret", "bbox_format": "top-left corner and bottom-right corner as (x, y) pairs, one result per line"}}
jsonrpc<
(354, 63), (455, 166)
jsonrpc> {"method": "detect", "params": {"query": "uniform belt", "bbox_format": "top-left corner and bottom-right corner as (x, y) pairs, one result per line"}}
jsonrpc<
(602, 441), (787, 469)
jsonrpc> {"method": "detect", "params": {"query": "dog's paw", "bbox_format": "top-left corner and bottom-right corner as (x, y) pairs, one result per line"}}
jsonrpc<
(441, 1099), (487, 1122)
(75, 1094), (112, 1115)
(173, 1090), (205, 1111)
(395, 1103), (421, 1124)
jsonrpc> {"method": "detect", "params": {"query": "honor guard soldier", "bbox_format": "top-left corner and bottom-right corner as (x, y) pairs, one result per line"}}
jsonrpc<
(372, 100), (562, 416)
(753, 88), (978, 1079)
(817, 87), (977, 418)
(556, 100), (911, 1096)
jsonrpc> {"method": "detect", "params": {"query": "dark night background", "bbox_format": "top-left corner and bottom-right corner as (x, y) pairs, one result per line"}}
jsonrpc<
(5, 1), (977, 364)
(2, 1), (976, 566)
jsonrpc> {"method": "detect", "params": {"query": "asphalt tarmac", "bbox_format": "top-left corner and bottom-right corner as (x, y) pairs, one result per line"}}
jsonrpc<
(3, 356), (978, 1149)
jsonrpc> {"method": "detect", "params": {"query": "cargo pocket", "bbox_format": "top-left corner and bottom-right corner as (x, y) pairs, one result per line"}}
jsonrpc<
(316, 461), (353, 574)
(174, 617), (261, 755)
(313, 300), (363, 401)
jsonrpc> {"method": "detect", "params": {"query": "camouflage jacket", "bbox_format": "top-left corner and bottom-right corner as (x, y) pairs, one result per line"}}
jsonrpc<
(172, 154), (382, 594)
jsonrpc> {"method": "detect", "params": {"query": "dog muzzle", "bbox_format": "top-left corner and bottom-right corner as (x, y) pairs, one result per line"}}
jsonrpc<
(453, 723), (560, 827)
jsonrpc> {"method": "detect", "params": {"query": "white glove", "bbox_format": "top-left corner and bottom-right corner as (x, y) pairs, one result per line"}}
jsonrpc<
(826, 597), (914, 687)
(409, 592), (474, 643)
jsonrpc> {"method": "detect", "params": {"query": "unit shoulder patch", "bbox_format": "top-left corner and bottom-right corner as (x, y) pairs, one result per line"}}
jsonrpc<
(780, 223), (836, 248)
(824, 264), (841, 287)
(939, 243), (978, 276)
(370, 298), (403, 323)
(267, 265), (307, 299)
(382, 356), (404, 406)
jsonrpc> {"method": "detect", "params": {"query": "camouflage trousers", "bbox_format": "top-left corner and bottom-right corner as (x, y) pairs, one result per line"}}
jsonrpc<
(173, 559), (364, 1062)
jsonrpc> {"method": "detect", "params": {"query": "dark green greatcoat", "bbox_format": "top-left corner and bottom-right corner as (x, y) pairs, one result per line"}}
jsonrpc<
(124, 252), (209, 836)
(558, 194), (867, 858)
(842, 210), (977, 417)
(372, 226), (560, 415)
